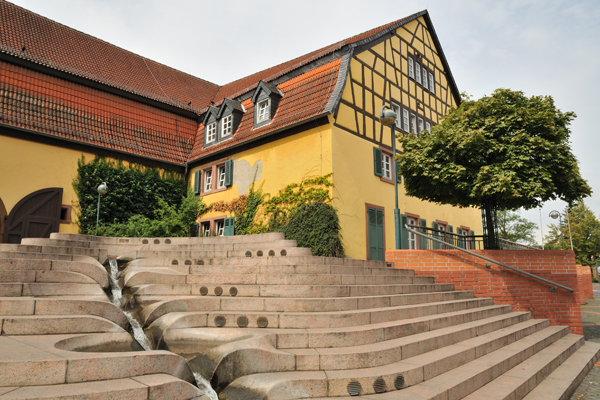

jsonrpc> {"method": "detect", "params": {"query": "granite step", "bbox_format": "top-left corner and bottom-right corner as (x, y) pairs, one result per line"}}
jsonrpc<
(139, 295), (487, 328)
(0, 374), (202, 400)
(0, 259), (109, 288)
(0, 315), (125, 335)
(220, 325), (570, 399)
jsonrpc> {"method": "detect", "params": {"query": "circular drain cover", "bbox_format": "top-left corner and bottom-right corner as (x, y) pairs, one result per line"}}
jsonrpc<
(154, 239), (160, 244)
(165, 239), (171, 244)
(268, 250), (275, 257)
(214, 316), (226, 327)
(142, 239), (148, 244)
(347, 380), (362, 396)
(280, 249), (287, 256)
(245, 251), (252, 257)
(373, 377), (386, 393)
(257, 316), (269, 328)
(200, 286), (208, 296)
(257, 250), (263, 257)
(229, 287), (238, 296)
(184, 259), (192, 265)
(237, 316), (248, 327)
(214, 286), (223, 296)
(171, 260), (178, 265)
(394, 374), (404, 390)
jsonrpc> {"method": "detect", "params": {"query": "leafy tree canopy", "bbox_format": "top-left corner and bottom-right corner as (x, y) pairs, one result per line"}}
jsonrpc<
(497, 210), (537, 245)
(544, 201), (600, 266)
(397, 89), (591, 211)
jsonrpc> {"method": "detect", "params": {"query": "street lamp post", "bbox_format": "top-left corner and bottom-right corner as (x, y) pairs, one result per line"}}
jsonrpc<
(95, 182), (108, 236)
(379, 105), (400, 249)
(549, 210), (564, 250)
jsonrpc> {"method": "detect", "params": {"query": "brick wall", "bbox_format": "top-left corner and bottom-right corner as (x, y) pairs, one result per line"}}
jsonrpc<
(386, 249), (583, 335)
(576, 264), (594, 304)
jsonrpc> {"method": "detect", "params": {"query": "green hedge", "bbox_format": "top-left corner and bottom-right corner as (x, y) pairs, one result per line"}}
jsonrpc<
(72, 156), (186, 234)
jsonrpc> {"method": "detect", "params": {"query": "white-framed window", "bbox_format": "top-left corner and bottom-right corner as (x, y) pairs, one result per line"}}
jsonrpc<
(402, 109), (409, 132)
(418, 118), (424, 134)
(216, 220), (225, 236)
(257, 99), (270, 123)
(408, 57), (414, 79)
(429, 72), (435, 94)
(422, 69), (428, 88)
(408, 217), (418, 249)
(462, 228), (470, 249)
(425, 122), (431, 132)
(391, 103), (401, 127)
(204, 169), (212, 192)
(217, 165), (226, 189)
(410, 113), (417, 133)
(382, 153), (392, 180)
(221, 114), (233, 137)
(201, 222), (211, 237)
(206, 122), (216, 143)
(415, 63), (421, 84)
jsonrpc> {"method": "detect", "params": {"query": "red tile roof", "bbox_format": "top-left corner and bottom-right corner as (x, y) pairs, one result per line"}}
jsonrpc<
(188, 59), (341, 162)
(0, 1), (425, 165)
(0, 0), (220, 114)
(0, 60), (196, 164)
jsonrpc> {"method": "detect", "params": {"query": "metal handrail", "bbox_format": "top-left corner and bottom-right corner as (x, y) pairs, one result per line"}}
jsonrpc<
(404, 224), (574, 293)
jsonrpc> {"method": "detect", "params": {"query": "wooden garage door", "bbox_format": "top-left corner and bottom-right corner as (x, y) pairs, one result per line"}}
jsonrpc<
(4, 188), (63, 244)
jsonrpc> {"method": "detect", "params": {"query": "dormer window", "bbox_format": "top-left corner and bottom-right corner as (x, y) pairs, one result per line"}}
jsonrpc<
(252, 80), (283, 129)
(257, 99), (270, 123)
(221, 114), (233, 137)
(206, 122), (217, 143)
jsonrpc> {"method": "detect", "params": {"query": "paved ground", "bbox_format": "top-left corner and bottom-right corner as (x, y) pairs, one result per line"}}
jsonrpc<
(569, 282), (600, 400)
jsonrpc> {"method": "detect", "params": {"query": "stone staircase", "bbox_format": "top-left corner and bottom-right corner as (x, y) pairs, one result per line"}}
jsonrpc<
(0, 231), (598, 399)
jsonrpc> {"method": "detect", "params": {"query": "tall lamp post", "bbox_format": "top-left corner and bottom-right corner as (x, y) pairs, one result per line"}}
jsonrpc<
(379, 105), (400, 249)
(95, 182), (108, 236)
(549, 210), (564, 250)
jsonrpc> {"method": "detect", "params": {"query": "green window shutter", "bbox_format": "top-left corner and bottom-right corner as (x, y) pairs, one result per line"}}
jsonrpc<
(373, 147), (382, 177)
(224, 217), (235, 236)
(400, 214), (409, 249)
(376, 209), (384, 261)
(470, 231), (476, 250)
(224, 160), (233, 187)
(448, 225), (454, 247)
(432, 221), (439, 250)
(191, 222), (199, 237)
(367, 208), (384, 261)
(395, 161), (402, 183)
(193, 170), (201, 195)
(419, 219), (427, 250)
(456, 227), (464, 249)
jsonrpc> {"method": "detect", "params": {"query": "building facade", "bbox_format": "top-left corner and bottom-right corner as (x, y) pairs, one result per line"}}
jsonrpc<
(0, 1), (480, 259)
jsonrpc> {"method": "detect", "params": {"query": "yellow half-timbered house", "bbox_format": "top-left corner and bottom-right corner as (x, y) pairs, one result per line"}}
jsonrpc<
(0, 2), (480, 259)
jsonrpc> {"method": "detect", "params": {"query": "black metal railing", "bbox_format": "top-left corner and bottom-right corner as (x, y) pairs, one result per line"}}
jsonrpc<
(497, 238), (542, 250)
(404, 224), (573, 293)
(410, 226), (486, 250)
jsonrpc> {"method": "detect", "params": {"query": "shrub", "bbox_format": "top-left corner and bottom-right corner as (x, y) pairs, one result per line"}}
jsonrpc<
(283, 202), (344, 257)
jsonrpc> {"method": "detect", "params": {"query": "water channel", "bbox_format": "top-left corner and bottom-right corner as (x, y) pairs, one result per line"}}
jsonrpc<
(107, 259), (218, 400)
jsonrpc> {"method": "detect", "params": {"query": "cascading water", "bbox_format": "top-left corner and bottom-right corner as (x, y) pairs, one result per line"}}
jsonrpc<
(106, 259), (219, 399)
(107, 259), (153, 351)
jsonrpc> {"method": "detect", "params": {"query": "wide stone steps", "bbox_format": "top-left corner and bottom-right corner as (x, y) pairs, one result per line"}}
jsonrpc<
(0, 244), (101, 258)
(220, 326), (574, 399)
(0, 315), (125, 335)
(0, 258), (109, 288)
(0, 282), (107, 297)
(0, 374), (203, 400)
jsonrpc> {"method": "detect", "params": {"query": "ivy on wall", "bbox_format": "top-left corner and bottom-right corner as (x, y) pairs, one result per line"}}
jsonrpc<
(72, 156), (186, 234)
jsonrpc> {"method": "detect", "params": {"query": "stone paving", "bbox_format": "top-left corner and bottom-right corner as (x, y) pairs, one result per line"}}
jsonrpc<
(570, 283), (600, 400)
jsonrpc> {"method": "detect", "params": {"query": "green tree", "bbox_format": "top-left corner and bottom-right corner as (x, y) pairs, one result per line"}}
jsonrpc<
(497, 210), (537, 245)
(544, 202), (600, 265)
(397, 89), (591, 248)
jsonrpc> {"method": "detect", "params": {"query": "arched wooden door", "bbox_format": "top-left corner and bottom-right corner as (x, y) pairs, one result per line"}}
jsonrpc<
(4, 188), (63, 244)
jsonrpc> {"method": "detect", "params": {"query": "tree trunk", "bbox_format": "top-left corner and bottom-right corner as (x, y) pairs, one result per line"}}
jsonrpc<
(483, 201), (498, 249)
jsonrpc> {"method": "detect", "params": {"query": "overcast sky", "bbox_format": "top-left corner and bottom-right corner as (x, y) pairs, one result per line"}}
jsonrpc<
(9, 0), (600, 244)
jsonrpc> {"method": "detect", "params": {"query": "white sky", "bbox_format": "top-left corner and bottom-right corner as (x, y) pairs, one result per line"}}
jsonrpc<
(9, 0), (600, 244)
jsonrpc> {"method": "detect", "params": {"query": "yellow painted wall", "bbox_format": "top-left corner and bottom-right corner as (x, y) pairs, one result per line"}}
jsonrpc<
(331, 127), (481, 260)
(189, 124), (333, 221)
(0, 135), (95, 234)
